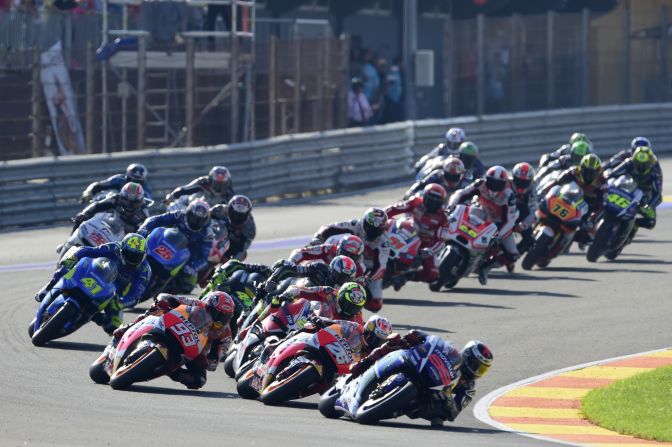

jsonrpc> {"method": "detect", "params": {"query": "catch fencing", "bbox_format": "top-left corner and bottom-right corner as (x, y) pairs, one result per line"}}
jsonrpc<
(1, 102), (672, 228)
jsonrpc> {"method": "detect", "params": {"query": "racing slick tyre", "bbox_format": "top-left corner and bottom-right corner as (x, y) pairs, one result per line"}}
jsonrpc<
(355, 381), (418, 425)
(31, 301), (77, 347)
(260, 363), (321, 406)
(223, 350), (237, 378)
(28, 319), (36, 338)
(236, 370), (260, 400)
(318, 385), (342, 419)
(586, 217), (614, 263)
(522, 234), (552, 270)
(109, 348), (165, 390)
(89, 355), (111, 384)
(436, 249), (463, 290)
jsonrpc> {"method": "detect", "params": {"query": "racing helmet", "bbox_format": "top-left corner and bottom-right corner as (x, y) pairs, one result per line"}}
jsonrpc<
(631, 136), (651, 150)
(632, 146), (655, 176)
(336, 235), (364, 262)
(570, 141), (591, 165)
(362, 207), (388, 241)
(569, 132), (588, 145)
(120, 233), (147, 268)
(511, 162), (535, 194)
(442, 156), (465, 187)
(363, 315), (393, 350)
(335, 282), (367, 319)
(461, 340), (493, 379)
(422, 184), (448, 214)
(210, 203), (227, 221)
(445, 127), (466, 150)
(329, 256), (358, 285)
(458, 142), (479, 170)
(185, 200), (211, 232)
(227, 195), (252, 226)
(208, 166), (232, 194)
(577, 154), (602, 185)
(202, 291), (235, 325)
(119, 182), (145, 213)
(485, 165), (509, 193)
(126, 163), (147, 182)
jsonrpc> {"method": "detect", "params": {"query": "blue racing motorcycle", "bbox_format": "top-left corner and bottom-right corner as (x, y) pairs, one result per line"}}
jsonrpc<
(30, 257), (118, 347)
(319, 336), (461, 426)
(137, 227), (191, 303)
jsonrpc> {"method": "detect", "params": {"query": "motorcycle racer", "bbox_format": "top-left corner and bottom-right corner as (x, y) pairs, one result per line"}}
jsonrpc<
(71, 182), (150, 234)
(349, 330), (493, 426)
(211, 195), (256, 260)
(405, 156), (468, 199)
(385, 184), (449, 285)
(510, 162), (539, 269)
(35, 233), (151, 330)
(458, 141), (486, 180)
(535, 140), (591, 181)
(273, 282), (368, 325)
(138, 200), (214, 293)
(413, 127), (466, 173)
(604, 136), (652, 170)
(311, 208), (390, 311)
(81, 163), (152, 202)
(448, 166), (519, 285)
(165, 166), (235, 206)
(265, 256), (358, 293)
(538, 132), (592, 168)
(284, 235), (366, 277)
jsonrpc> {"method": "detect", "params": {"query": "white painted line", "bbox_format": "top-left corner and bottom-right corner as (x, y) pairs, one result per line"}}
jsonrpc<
(473, 346), (672, 447)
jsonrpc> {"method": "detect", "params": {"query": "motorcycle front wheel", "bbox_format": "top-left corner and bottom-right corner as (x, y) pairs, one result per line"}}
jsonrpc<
(259, 363), (321, 406)
(31, 301), (77, 347)
(318, 385), (343, 419)
(109, 347), (166, 390)
(586, 217), (615, 263)
(522, 233), (552, 270)
(355, 381), (418, 425)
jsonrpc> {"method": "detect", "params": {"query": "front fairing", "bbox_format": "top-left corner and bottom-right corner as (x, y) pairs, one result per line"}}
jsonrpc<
(147, 227), (191, 276)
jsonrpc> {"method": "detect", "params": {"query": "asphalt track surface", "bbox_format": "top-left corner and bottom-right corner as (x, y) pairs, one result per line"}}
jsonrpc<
(1, 160), (671, 447)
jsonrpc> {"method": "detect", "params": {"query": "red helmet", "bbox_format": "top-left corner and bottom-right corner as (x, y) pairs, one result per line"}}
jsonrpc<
(329, 255), (357, 285)
(511, 162), (535, 194)
(485, 165), (509, 193)
(337, 235), (364, 260)
(202, 291), (235, 325)
(442, 156), (465, 187)
(209, 166), (232, 193)
(422, 184), (447, 214)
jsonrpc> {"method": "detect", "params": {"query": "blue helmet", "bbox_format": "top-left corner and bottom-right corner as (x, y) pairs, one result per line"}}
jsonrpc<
(630, 136), (651, 150)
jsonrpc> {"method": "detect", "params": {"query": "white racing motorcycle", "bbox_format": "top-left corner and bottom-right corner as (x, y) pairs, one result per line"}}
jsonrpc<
(57, 211), (126, 263)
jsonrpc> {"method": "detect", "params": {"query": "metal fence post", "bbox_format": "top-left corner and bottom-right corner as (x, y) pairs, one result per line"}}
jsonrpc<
(660, 5), (669, 102)
(317, 38), (326, 131)
(338, 34), (350, 129)
(293, 38), (302, 133)
(136, 35), (147, 149)
(581, 8), (590, 106)
(86, 42), (94, 153)
(269, 36), (277, 137)
(622, 5), (630, 104)
(31, 46), (41, 158)
(477, 13), (485, 116)
(230, 3), (239, 143)
(186, 36), (195, 147)
(547, 10), (555, 108)
(443, 15), (453, 117)
(403, 0), (418, 120)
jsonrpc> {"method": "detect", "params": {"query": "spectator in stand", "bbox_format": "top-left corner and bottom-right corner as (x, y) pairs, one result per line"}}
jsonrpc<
(382, 57), (403, 124)
(348, 77), (373, 127)
(362, 49), (380, 104)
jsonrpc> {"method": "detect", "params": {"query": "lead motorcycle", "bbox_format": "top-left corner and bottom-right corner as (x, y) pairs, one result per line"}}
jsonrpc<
(522, 182), (588, 270)
(319, 336), (461, 426)
(30, 257), (118, 347)
(236, 321), (362, 405)
(586, 175), (643, 262)
(89, 304), (209, 390)
(430, 203), (498, 290)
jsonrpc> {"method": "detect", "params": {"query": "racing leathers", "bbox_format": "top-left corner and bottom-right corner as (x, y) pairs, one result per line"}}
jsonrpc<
(350, 330), (476, 425)
(82, 173), (153, 202)
(541, 166), (607, 215)
(138, 211), (214, 293)
(36, 242), (152, 329)
(535, 154), (573, 182)
(538, 143), (571, 168)
(166, 176), (235, 206)
(514, 186), (539, 255)
(221, 213), (256, 260)
(287, 243), (366, 278)
(73, 193), (150, 234)
(385, 196), (449, 282)
(277, 285), (364, 325)
(607, 158), (663, 229)
(414, 143), (459, 173)
(405, 168), (470, 199)
(312, 220), (390, 310)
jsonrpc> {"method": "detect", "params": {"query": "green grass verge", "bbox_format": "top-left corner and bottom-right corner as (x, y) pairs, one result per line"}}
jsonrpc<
(581, 365), (672, 442)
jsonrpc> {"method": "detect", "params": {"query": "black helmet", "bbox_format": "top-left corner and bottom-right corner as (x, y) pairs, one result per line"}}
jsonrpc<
(185, 200), (210, 232)
(210, 204), (228, 221)
(227, 195), (252, 226)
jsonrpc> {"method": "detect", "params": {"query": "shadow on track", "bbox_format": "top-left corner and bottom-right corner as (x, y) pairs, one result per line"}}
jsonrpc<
(604, 258), (672, 265)
(394, 323), (455, 334)
(385, 298), (513, 309)
(129, 384), (239, 399)
(374, 419), (503, 434)
(446, 287), (577, 298)
(544, 266), (666, 274)
(46, 341), (108, 352)
(490, 273), (597, 282)
(124, 307), (149, 315)
(632, 238), (672, 244)
(274, 401), (319, 411)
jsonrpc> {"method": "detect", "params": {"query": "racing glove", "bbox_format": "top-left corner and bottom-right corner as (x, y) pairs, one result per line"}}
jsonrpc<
(349, 357), (373, 377)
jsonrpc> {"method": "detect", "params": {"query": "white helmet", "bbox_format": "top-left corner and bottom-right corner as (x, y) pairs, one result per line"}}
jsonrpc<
(363, 315), (393, 349)
(445, 128), (466, 150)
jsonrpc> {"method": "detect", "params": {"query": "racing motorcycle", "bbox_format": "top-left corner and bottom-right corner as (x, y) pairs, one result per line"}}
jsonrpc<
(57, 211), (125, 263)
(89, 304), (209, 390)
(223, 297), (314, 378)
(414, 155), (446, 181)
(586, 175), (643, 262)
(522, 182), (588, 270)
(137, 227), (191, 304)
(382, 219), (422, 290)
(319, 336), (460, 426)
(197, 219), (231, 288)
(430, 203), (498, 290)
(29, 257), (118, 347)
(236, 321), (361, 405)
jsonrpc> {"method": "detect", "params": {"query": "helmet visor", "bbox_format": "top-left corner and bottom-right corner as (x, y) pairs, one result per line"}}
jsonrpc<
(486, 177), (506, 192)
(423, 196), (443, 213)
(581, 167), (598, 185)
(122, 247), (145, 267)
(363, 221), (384, 240)
(229, 209), (248, 226)
(464, 354), (490, 378)
(444, 172), (462, 184)
(187, 213), (208, 231)
(338, 297), (360, 318)
(208, 306), (232, 325)
(460, 154), (476, 170)
(513, 177), (531, 192)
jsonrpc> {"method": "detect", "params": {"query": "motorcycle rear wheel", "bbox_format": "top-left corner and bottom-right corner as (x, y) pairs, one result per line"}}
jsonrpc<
(318, 385), (343, 419)
(109, 348), (165, 390)
(522, 234), (552, 270)
(355, 381), (418, 425)
(260, 363), (321, 406)
(31, 302), (77, 347)
(223, 350), (237, 378)
(437, 249), (463, 290)
(586, 217), (614, 263)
